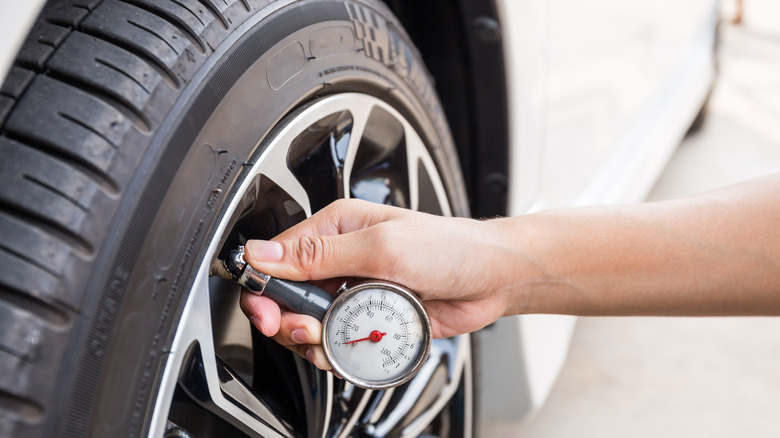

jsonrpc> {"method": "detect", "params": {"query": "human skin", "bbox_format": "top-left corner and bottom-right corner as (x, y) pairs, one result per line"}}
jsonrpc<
(239, 174), (780, 370)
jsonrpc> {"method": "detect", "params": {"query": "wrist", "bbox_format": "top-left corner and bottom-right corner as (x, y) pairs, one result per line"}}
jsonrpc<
(479, 215), (554, 316)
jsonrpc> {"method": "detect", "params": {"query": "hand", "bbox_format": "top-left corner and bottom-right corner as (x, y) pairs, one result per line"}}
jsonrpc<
(239, 198), (525, 370)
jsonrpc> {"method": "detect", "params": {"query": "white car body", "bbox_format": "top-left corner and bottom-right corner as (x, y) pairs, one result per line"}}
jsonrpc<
(477, 0), (719, 432)
(0, 2), (46, 83)
(0, 0), (719, 433)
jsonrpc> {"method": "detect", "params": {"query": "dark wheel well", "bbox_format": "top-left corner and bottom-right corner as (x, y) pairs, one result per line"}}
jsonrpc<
(385, 0), (510, 217)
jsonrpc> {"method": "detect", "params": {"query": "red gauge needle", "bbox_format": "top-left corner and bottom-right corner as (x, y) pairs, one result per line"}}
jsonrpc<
(345, 330), (387, 344)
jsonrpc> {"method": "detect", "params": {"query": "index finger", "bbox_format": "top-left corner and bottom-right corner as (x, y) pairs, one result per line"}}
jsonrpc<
(272, 199), (407, 242)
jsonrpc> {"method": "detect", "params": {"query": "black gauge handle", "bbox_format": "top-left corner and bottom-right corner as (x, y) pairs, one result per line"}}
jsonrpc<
(223, 246), (332, 321)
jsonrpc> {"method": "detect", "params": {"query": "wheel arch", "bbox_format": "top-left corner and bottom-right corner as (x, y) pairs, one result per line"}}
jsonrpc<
(383, 0), (510, 217)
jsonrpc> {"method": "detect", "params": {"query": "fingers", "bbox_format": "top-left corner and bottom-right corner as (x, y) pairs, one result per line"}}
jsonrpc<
(240, 291), (331, 370)
(244, 232), (369, 281)
(273, 309), (331, 370)
(274, 198), (406, 241)
(240, 293), (281, 336)
(273, 309), (321, 345)
(244, 200), (409, 282)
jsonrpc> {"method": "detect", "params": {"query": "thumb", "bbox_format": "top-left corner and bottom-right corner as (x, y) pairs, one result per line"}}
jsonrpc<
(244, 229), (385, 281)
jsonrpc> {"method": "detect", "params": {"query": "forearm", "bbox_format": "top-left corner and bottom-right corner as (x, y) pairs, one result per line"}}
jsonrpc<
(241, 177), (780, 347)
(498, 175), (780, 316)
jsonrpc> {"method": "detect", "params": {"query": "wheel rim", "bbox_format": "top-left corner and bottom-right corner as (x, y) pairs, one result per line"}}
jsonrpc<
(149, 93), (472, 437)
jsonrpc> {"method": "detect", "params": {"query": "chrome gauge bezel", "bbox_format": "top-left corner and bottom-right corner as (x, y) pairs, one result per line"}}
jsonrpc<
(321, 280), (432, 390)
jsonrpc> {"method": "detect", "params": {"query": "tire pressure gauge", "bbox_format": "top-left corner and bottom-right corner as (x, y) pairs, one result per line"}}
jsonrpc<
(219, 246), (432, 390)
(322, 280), (431, 389)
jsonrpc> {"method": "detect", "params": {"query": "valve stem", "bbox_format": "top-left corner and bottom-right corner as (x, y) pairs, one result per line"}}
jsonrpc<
(209, 258), (233, 280)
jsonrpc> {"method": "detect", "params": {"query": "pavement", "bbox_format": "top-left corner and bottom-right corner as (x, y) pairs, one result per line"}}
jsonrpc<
(515, 2), (780, 437)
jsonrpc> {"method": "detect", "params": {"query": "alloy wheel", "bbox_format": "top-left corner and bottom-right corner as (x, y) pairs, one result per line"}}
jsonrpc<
(151, 93), (472, 438)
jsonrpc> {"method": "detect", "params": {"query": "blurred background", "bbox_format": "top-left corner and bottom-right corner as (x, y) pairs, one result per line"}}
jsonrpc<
(517, 0), (780, 436)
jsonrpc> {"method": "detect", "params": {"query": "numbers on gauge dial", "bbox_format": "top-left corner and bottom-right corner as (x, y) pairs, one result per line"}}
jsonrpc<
(327, 288), (425, 383)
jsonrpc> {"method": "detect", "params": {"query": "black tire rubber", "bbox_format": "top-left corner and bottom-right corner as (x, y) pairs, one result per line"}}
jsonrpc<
(0, 0), (469, 436)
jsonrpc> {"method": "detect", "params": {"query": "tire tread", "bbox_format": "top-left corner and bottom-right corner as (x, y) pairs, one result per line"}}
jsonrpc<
(0, 1), (261, 435)
(121, 0), (211, 53)
(80, 0), (195, 89)
(0, 1), (403, 437)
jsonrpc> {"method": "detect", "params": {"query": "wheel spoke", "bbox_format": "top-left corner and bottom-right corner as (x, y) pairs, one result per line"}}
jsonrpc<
(341, 100), (374, 199)
(177, 345), (295, 437)
(404, 123), (452, 217)
(365, 387), (396, 424)
(365, 336), (470, 437)
(254, 136), (312, 217)
(326, 383), (374, 438)
(292, 355), (333, 438)
(336, 387), (372, 438)
(152, 269), (294, 437)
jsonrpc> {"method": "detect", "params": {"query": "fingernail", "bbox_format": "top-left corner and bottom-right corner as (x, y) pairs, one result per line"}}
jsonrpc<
(306, 348), (315, 363)
(250, 316), (266, 335)
(291, 328), (308, 344)
(245, 240), (283, 262)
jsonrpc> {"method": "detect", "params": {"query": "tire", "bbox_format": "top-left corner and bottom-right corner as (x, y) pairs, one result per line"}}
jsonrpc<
(0, 0), (473, 437)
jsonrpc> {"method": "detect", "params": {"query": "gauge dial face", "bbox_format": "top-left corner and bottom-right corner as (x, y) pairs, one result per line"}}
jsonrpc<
(322, 282), (431, 389)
